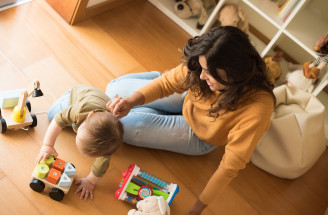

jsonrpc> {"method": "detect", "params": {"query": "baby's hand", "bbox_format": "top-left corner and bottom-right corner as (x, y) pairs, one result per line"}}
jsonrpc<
(74, 177), (95, 200)
(34, 145), (58, 165)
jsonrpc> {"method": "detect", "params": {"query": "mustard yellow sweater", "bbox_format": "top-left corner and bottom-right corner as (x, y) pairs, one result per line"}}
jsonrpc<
(138, 64), (274, 205)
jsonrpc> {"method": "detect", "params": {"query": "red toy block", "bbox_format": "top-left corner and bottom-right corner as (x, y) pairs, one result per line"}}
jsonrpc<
(53, 158), (66, 172)
(47, 168), (62, 185)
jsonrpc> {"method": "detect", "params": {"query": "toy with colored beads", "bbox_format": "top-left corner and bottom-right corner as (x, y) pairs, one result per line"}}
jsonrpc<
(115, 164), (179, 206)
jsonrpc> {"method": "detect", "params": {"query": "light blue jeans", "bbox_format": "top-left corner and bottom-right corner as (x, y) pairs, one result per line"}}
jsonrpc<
(47, 90), (71, 121)
(106, 71), (217, 155)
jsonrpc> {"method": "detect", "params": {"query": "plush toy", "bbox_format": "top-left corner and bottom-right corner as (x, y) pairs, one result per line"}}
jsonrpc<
(174, 0), (217, 29)
(286, 69), (315, 93)
(314, 32), (328, 55)
(264, 51), (283, 85)
(303, 32), (328, 79)
(216, 3), (249, 34)
(127, 196), (170, 215)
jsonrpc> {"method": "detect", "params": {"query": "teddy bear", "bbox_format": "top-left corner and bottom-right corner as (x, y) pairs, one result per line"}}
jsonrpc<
(286, 69), (315, 93)
(264, 51), (283, 85)
(127, 196), (170, 215)
(276, 60), (315, 93)
(174, 0), (217, 29)
(216, 3), (249, 34)
(303, 32), (328, 79)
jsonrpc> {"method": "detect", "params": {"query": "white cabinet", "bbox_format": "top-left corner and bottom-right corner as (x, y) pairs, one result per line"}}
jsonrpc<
(148, 0), (328, 96)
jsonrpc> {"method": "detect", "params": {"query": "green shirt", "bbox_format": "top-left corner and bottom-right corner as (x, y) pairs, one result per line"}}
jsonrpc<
(54, 84), (112, 177)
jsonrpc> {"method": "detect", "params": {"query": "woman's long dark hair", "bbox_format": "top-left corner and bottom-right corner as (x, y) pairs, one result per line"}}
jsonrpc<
(182, 26), (275, 118)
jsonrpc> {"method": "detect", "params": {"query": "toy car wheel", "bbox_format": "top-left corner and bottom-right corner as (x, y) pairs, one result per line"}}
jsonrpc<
(49, 188), (64, 201)
(29, 114), (37, 128)
(0, 118), (7, 133)
(29, 179), (45, 192)
(26, 100), (31, 112)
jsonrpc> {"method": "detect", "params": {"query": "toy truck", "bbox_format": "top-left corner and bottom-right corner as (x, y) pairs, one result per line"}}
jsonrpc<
(115, 164), (179, 206)
(29, 155), (76, 201)
(0, 80), (43, 133)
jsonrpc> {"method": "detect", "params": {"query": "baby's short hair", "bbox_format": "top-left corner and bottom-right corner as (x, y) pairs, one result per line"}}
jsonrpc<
(81, 111), (123, 157)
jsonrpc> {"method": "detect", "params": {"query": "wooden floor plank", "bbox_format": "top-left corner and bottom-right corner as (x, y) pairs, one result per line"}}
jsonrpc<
(0, 177), (41, 215)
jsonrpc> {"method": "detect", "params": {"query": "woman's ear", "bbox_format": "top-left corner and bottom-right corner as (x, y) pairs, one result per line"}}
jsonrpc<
(87, 111), (95, 118)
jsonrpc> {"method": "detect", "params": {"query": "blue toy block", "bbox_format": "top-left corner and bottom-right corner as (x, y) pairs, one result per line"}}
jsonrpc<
(64, 162), (76, 177)
(58, 173), (72, 187)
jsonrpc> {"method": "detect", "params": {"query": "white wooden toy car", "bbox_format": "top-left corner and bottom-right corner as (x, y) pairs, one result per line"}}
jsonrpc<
(0, 80), (43, 133)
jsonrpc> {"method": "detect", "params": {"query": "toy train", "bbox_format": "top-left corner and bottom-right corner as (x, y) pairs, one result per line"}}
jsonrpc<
(29, 155), (76, 201)
(115, 164), (179, 206)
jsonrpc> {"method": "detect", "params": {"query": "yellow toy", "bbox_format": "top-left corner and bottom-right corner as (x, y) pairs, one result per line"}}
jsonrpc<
(0, 80), (43, 133)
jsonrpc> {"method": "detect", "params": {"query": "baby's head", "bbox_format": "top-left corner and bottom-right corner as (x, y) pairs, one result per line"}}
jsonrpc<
(76, 111), (123, 157)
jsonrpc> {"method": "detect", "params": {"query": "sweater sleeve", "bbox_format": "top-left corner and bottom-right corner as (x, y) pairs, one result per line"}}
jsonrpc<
(137, 64), (189, 104)
(91, 155), (111, 177)
(199, 97), (273, 204)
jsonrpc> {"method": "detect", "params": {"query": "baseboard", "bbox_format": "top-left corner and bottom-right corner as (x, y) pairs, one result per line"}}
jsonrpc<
(72, 0), (133, 25)
(46, 0), (133, 25)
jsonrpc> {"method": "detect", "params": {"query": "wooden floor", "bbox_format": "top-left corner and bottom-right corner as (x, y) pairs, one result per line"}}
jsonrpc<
(1, 0), (328, 214)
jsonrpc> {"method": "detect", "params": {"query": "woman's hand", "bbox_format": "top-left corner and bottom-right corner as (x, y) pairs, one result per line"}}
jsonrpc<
(74, 177), (95, 200)
(106, 97), (132, 118)
(188, 199), (207, 215)
(34, 145), (58, 165)
(107, 91), (145, 118)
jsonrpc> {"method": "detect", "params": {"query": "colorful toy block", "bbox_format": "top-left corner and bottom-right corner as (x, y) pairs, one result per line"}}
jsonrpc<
(41, 155), (55, 166)
(34, 163), (49, 179)
(53, 158), (66, 172)
(47, 168), (62, 184)
(64, 162), (76, 176)
(58, 173), (72, 187)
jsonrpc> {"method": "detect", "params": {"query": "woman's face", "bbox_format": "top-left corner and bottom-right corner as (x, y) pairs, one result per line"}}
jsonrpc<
(199, 55), (228, 92)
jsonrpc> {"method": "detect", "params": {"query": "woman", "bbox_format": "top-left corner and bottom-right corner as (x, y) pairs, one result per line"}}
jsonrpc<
(106, 26), (275, 214)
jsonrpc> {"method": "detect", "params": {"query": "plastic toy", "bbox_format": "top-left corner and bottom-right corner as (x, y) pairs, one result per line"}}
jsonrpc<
(0, 80), (43, 133)
(115, 164), (179, 206)
(29, 155), (76, 201)
(128, 196), (170, 215)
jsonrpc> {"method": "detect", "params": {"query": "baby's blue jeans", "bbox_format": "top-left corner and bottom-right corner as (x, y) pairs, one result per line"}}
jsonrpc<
(106, 71), (217, 155)
(47, 90), (71, 121)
